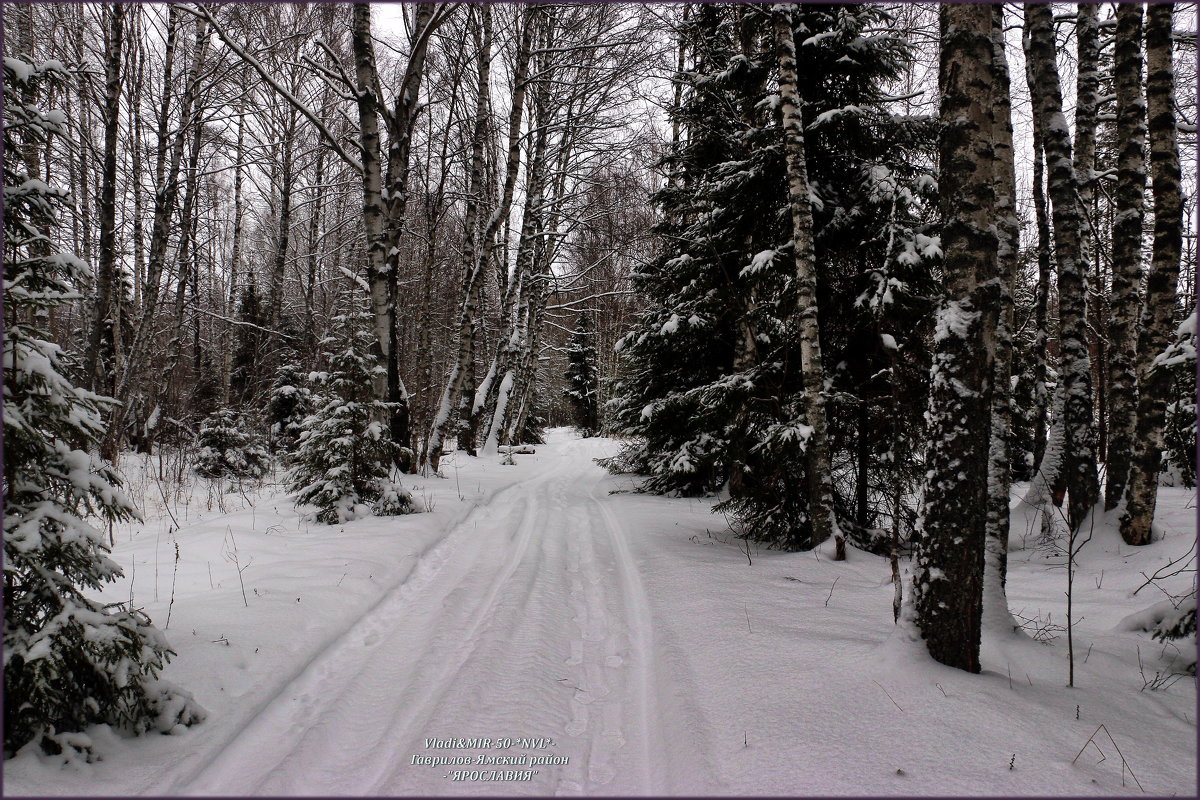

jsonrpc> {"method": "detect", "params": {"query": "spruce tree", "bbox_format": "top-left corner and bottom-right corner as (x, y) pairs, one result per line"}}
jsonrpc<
(3, 57), (203, 757)
(268, 358), (315, 452)
(287, 313), (414, 524)
(230, 280), (267, 407)
(194, 409), (271, 481)
(563, 311), (601, 436)
(606, 3), (935, 550)
(518, 386), (547, 446)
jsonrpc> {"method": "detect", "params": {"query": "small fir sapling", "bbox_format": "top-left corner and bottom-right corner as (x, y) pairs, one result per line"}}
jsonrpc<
(3, 57), (203, 758)
(1158, 313), (1197, 488)
(563, 310), (601, 436)
(286, 313), (415, 524)
(267, 358), (315, 452)
(194, 409), (271, 480)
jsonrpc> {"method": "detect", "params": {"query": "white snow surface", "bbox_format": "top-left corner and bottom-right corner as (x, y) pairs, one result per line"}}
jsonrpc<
(6, 430), (1196, 796)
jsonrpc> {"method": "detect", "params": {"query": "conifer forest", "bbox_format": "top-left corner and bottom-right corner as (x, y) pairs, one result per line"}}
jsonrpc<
(3, 2), (1198, 795)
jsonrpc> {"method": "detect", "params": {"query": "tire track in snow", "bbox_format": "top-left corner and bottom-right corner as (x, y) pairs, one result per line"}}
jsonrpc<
(167, 440), (714, 796)
(362, 463), (575, 794)
(587, 474), (720, 794)
(555, 498), (620, 794)
(166, 464), (558, 795)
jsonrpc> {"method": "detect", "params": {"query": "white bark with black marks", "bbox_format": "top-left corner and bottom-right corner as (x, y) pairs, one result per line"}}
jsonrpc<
(1105, 4), (1148, 511)
(1120, 4), (1184, 546)
(772, 3), (839, 559)
(911, 3), (1000, 673)
(1023, 2), (1100, 532)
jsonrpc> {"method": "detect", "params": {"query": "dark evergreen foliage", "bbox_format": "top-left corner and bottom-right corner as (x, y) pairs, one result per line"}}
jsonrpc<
(287, 313), (414, 524)
(268, 359), (315, 452)
(605, 4), (937, 549)
(230, 281), (268, 407)
(194, 409), (271, 480)
(3, 57), (203, 758)
(519, 388), (548, 446)
(563, 310), (601, 436)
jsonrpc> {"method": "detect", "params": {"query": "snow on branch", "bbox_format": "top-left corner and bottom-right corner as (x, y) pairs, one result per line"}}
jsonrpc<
(179, 3), (364, 174)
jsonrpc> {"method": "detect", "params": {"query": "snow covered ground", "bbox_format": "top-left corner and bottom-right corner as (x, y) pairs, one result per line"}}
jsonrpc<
(5, 430), (1196, 796)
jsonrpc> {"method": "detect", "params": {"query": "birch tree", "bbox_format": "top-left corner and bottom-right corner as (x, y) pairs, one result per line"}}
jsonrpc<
(1120, 3), (1185, 546)
(1105, 3), (1148, 511)
(910, 3), (998, 673)
(1023, 2), (1100, 532)
(983, 5), (1019, 632)
(772, 3), (839, 560)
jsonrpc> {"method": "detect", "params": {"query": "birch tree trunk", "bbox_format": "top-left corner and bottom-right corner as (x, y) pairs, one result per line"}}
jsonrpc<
(983, 6), (1018, 633)
(1024, 2), (1100, 532)
(84, 2), (126, 402)
(1027, 60), (1052, 478)
(911, 3), (998, 673)
(1120, 3), (1183, 546)
(382, 3), (441, 466)
(772, 4), (839, 559)
(221, 75), (248, 406)
(483, 97), (550, 454)
(350, 3), (393, 421)
(1073, 2), (1101, 325)
(426, 5), (495, 472)
(1105, 3), (1147, 511)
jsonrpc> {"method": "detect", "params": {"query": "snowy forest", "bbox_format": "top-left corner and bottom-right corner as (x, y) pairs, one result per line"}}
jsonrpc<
(3, 1), (1197, 795)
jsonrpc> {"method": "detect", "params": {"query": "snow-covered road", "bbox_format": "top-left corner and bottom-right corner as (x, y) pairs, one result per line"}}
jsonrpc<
(166, 437), (714, 796)
(6, 432), (1195, 796)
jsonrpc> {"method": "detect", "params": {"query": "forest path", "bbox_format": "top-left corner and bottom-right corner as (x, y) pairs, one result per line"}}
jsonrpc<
(167, 435), (716, 796)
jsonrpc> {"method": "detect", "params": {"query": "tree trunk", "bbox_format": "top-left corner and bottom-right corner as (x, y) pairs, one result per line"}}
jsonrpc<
(382, 3), (441, 468)
(1029, 75), (1052, 479)
(427, 4), (496, 471)
(1120, 3), (1183, 546)
(267, 120), (295, 340)
(1024, 2), (1100, 532)
(84, 2), (126, 403)
(350, 3), (390, 371)
(483, 113), (548, 453)
(983, 6), (1018, 633)
(1105, 3), (1147, 511)
(773, 5), (839, 559)
(222, 71), (247, 406)
(128, 17), (146, 315)
(1073, 3), (1105, 470)
(911, 3), (999, 673)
